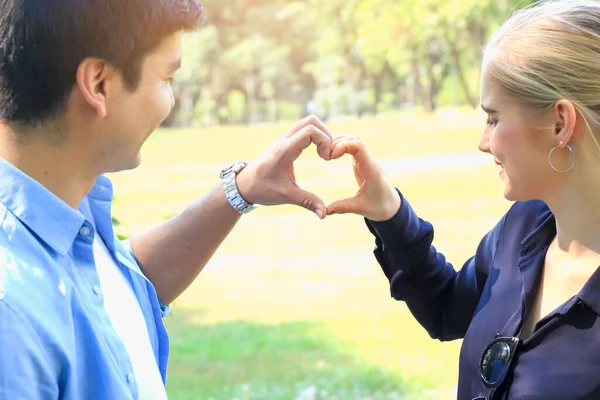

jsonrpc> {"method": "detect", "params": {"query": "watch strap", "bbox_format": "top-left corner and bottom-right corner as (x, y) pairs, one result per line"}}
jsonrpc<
(220, 160), (257, 214)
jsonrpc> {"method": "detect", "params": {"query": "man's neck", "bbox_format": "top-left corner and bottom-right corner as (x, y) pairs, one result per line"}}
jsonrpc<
(0, 124), (98, 209)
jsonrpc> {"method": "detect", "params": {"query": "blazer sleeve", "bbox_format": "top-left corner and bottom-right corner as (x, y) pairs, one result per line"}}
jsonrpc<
(365, 190), (510, 341)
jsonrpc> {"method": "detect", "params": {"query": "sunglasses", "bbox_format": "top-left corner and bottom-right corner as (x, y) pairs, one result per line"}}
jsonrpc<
(472, 336), (521, 400)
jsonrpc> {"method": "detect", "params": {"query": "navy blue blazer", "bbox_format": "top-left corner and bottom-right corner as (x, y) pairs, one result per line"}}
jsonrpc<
(366, 192), (600, 399)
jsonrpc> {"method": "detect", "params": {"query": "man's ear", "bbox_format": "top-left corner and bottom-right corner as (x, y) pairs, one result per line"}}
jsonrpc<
(75, 58), (114, 118)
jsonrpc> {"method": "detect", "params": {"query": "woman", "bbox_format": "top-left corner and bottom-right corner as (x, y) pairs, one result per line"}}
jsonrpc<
(327, 1), (600, 399)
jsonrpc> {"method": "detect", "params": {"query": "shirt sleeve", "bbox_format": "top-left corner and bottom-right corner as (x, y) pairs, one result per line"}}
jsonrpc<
(120, 238), (171, 318)
(0, 300), (59, 399)
(365, 190), (509, 341)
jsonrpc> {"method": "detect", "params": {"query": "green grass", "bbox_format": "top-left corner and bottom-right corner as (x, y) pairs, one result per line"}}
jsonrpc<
(166, 311), (413, 400)
(107, 108), (512, 399)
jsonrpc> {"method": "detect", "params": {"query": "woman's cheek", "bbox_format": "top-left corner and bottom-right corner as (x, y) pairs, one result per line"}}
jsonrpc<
(489, 127), (508, 157)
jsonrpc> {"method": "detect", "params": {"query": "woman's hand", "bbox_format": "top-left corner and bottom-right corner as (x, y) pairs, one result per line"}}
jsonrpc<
(326, 135), (401, 222)
(236, 116), (333, 219)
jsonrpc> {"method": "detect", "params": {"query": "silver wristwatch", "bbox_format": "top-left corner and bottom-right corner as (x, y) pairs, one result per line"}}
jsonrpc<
(219, 160), (258, 214)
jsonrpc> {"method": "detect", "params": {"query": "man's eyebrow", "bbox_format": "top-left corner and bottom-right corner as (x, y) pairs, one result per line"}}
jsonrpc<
(481, 104), (498, 114)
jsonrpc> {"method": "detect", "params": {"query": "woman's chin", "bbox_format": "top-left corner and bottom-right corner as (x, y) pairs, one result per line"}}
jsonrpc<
(501, 181), (519, 202)
(502, 184), (536, 203)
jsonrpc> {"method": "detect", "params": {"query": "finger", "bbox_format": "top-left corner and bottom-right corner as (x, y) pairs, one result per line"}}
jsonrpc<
(326, 196), (363, 216)
(331, 135), (360, 147)
(283, 115), (333, 141)
(286, 124), (332, 161)
(330, 138), (374, 167)
(288, 186), (327, 219)
(330, 139), (382, 186)
(329, 135), (360, 158)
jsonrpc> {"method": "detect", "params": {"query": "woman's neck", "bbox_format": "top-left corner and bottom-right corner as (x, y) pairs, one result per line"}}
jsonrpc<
(545, 166), (600, 260)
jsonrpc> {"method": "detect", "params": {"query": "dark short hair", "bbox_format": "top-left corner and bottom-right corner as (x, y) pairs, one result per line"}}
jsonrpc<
(0, 0), (204, 126)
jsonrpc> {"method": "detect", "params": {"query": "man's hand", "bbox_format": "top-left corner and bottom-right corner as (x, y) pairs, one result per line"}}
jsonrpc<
(132, 116), (333, 305)
(236, 116), (333, 219)
(326, 135), (401, 222)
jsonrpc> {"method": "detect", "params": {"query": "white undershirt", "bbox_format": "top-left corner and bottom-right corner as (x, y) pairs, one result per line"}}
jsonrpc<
(93, 235), (168, 400)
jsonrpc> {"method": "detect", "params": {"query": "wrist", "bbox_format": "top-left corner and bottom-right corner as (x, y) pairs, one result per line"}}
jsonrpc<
(370, 188), (401, 222)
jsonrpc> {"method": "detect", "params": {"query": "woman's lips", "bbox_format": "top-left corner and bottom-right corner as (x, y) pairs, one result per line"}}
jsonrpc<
(494, 159), (504, 175)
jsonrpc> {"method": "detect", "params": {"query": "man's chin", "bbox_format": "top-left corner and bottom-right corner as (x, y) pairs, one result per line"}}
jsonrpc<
(126, 153), (143, 170)
(106, 154), (142, 174)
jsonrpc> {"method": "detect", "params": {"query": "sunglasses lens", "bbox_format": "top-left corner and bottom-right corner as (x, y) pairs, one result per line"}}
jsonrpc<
(481, 341), (512, 385)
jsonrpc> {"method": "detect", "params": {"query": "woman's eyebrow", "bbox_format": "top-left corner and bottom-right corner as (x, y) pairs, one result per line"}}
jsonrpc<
(481, 105), (498, 114)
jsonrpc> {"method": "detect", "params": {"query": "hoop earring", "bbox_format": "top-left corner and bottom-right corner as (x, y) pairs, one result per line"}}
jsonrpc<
(548, 140), (576, 173)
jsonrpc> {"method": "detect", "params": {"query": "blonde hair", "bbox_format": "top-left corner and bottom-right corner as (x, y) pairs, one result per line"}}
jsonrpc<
(484, 0), (600, 150)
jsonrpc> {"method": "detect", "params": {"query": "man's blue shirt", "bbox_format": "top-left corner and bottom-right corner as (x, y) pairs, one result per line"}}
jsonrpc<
(0, 157), (170, 399)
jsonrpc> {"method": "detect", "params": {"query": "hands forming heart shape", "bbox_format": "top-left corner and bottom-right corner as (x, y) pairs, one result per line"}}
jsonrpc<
(236, 116), (401, 222)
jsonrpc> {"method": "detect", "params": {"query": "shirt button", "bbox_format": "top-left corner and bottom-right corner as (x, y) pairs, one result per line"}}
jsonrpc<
(79, 226), (92, 237)
(92, 285), (102, 295)
(126, 372), (135, 384)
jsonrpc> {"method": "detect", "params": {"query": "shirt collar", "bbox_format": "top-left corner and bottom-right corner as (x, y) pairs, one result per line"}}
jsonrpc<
(0, 157), (89, 256)
(579, 267), (600, 315)
(86, 175), (116, 252)
(519, 208), (555, 258)
(87, 174), (114, 202)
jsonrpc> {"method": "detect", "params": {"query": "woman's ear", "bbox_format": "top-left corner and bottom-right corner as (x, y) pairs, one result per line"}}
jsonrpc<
(75, 58), (112, 118)
(553, 99), (578, 144)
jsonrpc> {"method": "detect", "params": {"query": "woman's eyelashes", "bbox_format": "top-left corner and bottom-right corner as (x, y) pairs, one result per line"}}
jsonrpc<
(486, 115), (498, 127)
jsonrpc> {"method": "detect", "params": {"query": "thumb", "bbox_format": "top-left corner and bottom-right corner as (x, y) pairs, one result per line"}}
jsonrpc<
(288, 187), (327, 219)
(326, 196), (362, 216)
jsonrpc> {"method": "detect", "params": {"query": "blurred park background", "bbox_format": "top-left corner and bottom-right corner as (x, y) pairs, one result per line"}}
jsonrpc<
(109, 0), (536, 399)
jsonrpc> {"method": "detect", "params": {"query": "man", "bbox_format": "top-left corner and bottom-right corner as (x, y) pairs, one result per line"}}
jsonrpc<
(0, 1), (333, 398)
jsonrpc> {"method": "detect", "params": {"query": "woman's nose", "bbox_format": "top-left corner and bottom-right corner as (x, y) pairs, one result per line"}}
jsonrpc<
(478, 130), (491, 154)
